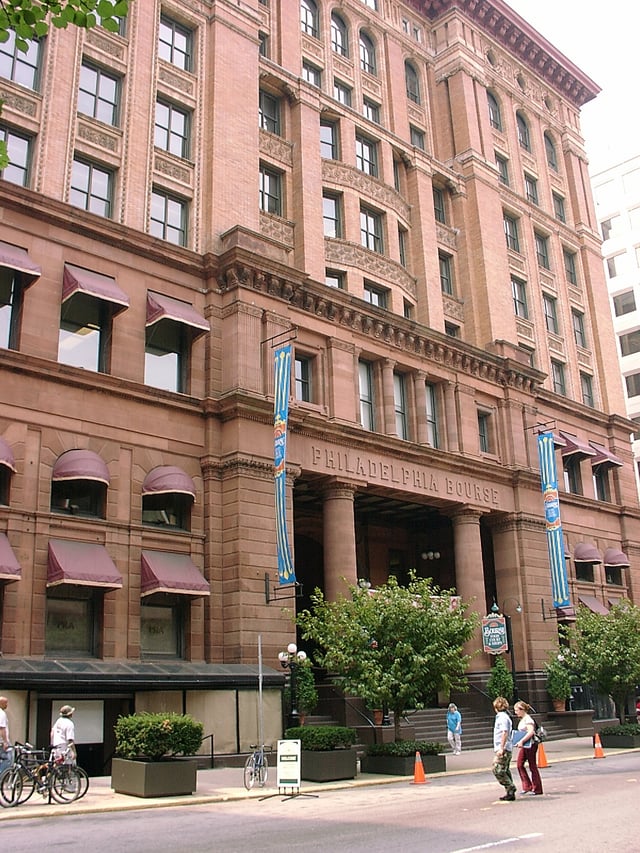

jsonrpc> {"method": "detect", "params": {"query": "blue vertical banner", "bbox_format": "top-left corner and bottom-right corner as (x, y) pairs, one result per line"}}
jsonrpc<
(537, 432), (570, 608)
(274, 344), (296, 585)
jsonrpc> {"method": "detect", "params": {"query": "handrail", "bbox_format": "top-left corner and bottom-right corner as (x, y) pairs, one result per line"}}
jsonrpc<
(200, 733), (214, 769)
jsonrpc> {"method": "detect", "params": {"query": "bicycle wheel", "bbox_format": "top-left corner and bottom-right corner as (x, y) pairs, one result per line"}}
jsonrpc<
(50, 765), (82, 803)
(243, 754), (257, 790)
(0, 767), (24, 807)
(257, 754), (268, 787)
(74, 766), (89, 800)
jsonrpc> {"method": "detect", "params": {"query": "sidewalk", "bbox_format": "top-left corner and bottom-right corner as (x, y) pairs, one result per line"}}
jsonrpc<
(0, 736), (621, 821)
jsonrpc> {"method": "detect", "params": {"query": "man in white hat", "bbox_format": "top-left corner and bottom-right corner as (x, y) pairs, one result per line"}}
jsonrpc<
(0, 696), (13, 773)
(51, 705), (76, 763)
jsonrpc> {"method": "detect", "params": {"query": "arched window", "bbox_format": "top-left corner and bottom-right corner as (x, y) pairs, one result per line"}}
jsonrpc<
(142, 465), (196, 531)
(405, 61), (420, 104)
(517, 111), (531, 152)
(487, 91), (501, 131)
(300, 0), (319, 38)
(331, 12), (348, 56)
(51, 449), (110, 518)
(359, 31), (376, 75)
(0, 436), (16, 506)
(544, 132), (558, 171)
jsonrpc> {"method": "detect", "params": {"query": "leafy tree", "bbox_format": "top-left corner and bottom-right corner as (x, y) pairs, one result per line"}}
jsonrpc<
(486, 655), (514, 702)
(567, 600), (640, 723)
(0, 0), (130, 166)
(296, 575), (478, 741)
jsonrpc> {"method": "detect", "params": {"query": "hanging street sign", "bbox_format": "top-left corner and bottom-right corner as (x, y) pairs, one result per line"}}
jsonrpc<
(482, 614), (508, 654)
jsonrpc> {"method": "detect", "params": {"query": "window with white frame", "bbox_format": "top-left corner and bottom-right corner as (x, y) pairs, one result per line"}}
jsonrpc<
(79, 62), (120, 126)
(159, 15), (193, 71)
(58, 294), (116, 373)
(333, 79), (352, 106)
(302, 61), (322, 87)
(360, 206), (383, 253)
(325, 269), (345, 289)
(394, 373), (408, 439)
(563, 455), (582, 495)
(300, 0), (319, 38)
(543, 293), (558, 334)
(259, 90), (281, 134)
(356, 134), (378, 176)
(0, 125), (31, 186)
(320, 120), (339, 159)
(323, 192), (342, 238)
(150, 187), (188, 246)
(511, 276), (528, 318)
(70, 158), (114, 218)
(363, 280), (387, 307)
(155, 99), (191, 158)
(0, 30), (41, 90)
(331, 12), (349, 56)
(259, 164), (283, 215)
(359, 360), (375, 430)
(425, 382), (440, 448)
(294, 354), (313, 402)
(359, 31), (376, 75)
(363, 97), (380, 124)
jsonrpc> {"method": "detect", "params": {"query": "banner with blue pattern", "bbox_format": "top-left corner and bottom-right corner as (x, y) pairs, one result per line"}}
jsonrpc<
(274, 345), (295, 585)
(537, 431), (570, 608)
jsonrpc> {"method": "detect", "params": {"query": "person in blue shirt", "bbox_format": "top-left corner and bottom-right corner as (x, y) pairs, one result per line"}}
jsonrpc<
(446, 703), (462, 755)
(492, 696), (516, 801)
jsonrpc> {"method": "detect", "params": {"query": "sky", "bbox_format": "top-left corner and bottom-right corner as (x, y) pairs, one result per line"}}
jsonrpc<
(504, 1), (639, 175)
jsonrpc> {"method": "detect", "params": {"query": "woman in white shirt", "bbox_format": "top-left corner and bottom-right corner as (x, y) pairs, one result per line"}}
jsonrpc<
(513, 700), (543, 795)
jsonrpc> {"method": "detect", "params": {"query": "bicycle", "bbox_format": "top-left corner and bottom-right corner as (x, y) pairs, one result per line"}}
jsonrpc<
(0, 743), (88, 807)
(243, 744), (270, 790)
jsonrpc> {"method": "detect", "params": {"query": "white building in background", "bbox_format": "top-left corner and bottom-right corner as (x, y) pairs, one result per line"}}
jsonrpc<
(592, 157), (640, 494)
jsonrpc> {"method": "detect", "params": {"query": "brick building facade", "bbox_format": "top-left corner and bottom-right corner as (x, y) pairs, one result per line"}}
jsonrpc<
(0, 0), (638, 767)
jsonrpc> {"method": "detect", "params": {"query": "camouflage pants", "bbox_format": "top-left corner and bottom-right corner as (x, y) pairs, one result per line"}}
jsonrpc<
(492, 750), (515, 793)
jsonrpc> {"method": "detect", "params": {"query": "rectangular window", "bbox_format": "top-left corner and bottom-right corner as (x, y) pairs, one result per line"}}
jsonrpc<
(259, 32), (269, 58)
(403, 300), (413, 319)
(325, 269), (345, 289)
(551, 359), (566, 395)
(511, 277), (528, 319)
(259, 164), (282, 215)
(524, 173), (538, 205)
(543, 293), (558, 334)
(359, 360), (375, 430)
(601, 216), (620, 241)
(445, 322), (459, 338)
(607, 254), (625, 279)
(150, 187), (188, 246)
(439, 252), (453, 295)
(363, 280), (387, 308)
(294, 355), (312, 402)
(553, 193), (566, 223)
(425, 382), (439, 448)
(302, 61), (322, 88)
(504, 213), (520, 252)
(70, 158), (113, 218)
(78, 62), (120, 126)
(159, 15), (193, 71)
(0, 125), (31, 186)
(398, 227), (407, 267)
(141, 601), (184, 659)
(563, 249), (577, 285)
(145, 319), (188, 393)
(360, 206), (383, 253)
(323, 193), (342, 238)
(620, 329), (640, 357)
(626, 372), (640, 398)
(613, 290), (636, 316)
(320, 120), (338, 159)
(393, 373), (408, 439)
(535, 233), (550, 269)
(363, 98), (380, 124)
(0, 30), (41, 90)
(581, 372), (595, 407)
(333, 80), (352, 107)
(46, 590), (98, 656)
(410, 126), (425, 150)
(0, 270), (25, 350)
(259, 90), (280, 134)
(433, 187), (446, 224)
(563, 456), (582, 495)
(478, 411), (490, 453)
(496, 154), (509, 186)
(572, 310), (587, 348)
(155, 99), (190, 158)
(593, 466), (611, 501)
(356, 134), (378, 177)
(58, 294), (115, 373)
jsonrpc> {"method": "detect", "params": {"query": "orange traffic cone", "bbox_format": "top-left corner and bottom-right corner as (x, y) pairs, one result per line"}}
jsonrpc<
(536, 742), (549, 768)
(593, 732), (605, 759)
(411, 750), (428, 784)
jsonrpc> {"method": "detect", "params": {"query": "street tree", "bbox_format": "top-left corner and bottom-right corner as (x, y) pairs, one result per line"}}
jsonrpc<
(568, 599), (640, 723)
(297, 575), (478, 741)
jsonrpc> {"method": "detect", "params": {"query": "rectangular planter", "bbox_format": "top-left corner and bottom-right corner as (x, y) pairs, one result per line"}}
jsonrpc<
(361, 754), (446, 775)
(599, 734), (640, 749)
(301, 749), (357, 782)
(111, 757), (198, 798)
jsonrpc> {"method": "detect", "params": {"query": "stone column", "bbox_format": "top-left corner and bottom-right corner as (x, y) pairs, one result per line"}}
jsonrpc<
(451, 508), (488, 671)
(322, 481), (358, 601)
(443, 381), (459, 452)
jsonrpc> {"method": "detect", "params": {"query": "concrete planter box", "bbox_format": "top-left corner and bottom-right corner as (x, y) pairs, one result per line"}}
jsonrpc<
(548, 709), (594, 736)
(599, 734), (640, 749)
(301, 749), (357, 782)
(111, 757), (197, 798)
(361, 754), (446, 776)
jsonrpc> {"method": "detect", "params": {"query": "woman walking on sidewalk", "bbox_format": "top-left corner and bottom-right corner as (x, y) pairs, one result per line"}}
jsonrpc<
(446, 703), (462, 754)
(513, 700), (543, 796)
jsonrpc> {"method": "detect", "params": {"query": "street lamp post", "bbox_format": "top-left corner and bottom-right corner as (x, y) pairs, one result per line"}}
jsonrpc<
(491, 599), (522, 702)
(278, 642), (307, 729)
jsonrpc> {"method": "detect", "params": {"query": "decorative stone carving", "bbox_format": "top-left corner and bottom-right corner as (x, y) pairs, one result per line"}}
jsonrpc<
(324, 239), (416, 296)
(0, 89), (37, 117)
(155, 155), (192, 185)
(259, 212), (295, 247)
(86, 29), (125, 60)
(158, 66), (194, 96)
(259, 129), (294, 166)
(322, 160), (411, 222)
(77, 121), (119, 152)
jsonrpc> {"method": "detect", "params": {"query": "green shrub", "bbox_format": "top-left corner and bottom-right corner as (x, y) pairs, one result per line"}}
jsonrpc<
(114, 712), (204, 761)
(598, 723), (640, 736)
(486, 656), (514, 702)
(366, 739), (444, 757)
(284, 725), (356, 751)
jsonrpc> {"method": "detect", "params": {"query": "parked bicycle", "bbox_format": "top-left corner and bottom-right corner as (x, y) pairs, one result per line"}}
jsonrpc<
(0, 742), (89, 807)
(243, 744), (270, 790)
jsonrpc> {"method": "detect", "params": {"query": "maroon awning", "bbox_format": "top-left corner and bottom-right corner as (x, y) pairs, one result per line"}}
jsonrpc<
(142, 466), (196, 499)
(47, 539), (123, 588)
(0, 437), (16, 472)
(0, 240), (41, 285)
(62, 264), (129, 312)
(552, 433), (567, 447)
(141, 550), (209, 597)
(573, 542), (602, 563)
(589, 442), (623, 468)
(0, 532), (21, 582)
(603, 547), (630, 567)
(559, 431), (596, 458)
(146, 292), (209, 336)
(578, 594), (609, 615)
(52, 450), (110, 485)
